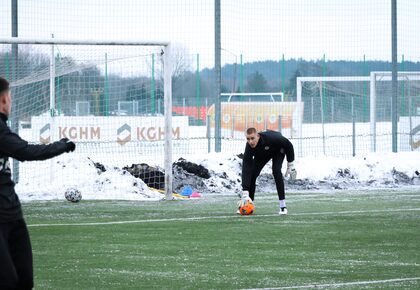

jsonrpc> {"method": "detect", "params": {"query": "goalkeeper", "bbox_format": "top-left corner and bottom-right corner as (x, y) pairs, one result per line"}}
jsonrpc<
(240, 127), (296, 215)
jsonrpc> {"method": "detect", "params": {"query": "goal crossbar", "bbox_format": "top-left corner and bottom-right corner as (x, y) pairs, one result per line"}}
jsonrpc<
(221, 92), (284, 102)
(0, 37), (169, 46)
(297, 72), (420, 84)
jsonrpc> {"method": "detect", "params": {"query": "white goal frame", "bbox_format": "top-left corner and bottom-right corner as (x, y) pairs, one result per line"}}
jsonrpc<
(221, 92), (284, 102)
(0, 37), (174, 200)
(297, 71), (420, 154)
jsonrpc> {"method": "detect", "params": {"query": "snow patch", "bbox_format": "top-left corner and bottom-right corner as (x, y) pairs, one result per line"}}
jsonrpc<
(17, 156), (161, 201)
(16, 152), (420, 201)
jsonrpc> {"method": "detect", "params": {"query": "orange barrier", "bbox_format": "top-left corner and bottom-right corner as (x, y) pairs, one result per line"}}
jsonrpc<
(207, 102), (303, 132)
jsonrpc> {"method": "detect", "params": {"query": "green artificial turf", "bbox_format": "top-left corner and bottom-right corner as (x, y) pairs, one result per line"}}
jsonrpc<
(22, 189), (420, 289)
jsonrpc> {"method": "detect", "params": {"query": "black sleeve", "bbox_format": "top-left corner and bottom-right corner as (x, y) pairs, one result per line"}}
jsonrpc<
(282, 137), (295, 163)
(241, 144), (254, 191)
(271, 132), (295, 163)
(0, 126), (68, 162)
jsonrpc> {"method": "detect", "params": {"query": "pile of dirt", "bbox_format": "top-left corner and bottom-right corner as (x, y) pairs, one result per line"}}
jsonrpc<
(123, 163), (165, 189)
(173, 158), (211, 179)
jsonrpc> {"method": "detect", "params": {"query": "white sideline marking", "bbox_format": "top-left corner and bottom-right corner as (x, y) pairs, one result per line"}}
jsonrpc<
(245, 277), (420, 289)
(27, 208), (420, 228)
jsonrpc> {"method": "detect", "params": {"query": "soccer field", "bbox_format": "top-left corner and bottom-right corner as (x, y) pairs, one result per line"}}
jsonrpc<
(24, 190), (420, 289)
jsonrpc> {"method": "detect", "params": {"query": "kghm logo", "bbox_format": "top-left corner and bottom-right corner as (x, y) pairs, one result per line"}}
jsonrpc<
(39, 123), (51, 144)
(409, 125), (420, 150)
(117, 124), (131, 145)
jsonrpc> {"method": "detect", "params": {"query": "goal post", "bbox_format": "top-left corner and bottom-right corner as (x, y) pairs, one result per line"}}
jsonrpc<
(296, 72), (420, 156)
(0, 37), (174, 200)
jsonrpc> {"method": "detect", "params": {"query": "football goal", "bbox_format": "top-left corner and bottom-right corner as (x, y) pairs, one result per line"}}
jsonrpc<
(0, 37), (175, 199)
(296, 72), (420, 156)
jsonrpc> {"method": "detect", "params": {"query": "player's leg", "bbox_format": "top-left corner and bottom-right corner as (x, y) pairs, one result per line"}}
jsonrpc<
(237, 162), (266, 214)
(0, 222), (19, 289)
(249, 157), (271, 201)
(272, 152), (287, 215)
(9, 219), (34, 290)
(248, 176), (257, 201)
(238, 157), (270, 214)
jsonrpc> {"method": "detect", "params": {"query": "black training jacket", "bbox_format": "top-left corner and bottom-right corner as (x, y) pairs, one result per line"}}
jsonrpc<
(0, 113), (68, 222)
(242, 130), (295, 191)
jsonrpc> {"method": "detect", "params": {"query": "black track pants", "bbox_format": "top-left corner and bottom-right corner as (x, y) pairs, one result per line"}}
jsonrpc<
(0, 219), (33, 290)
(248, 152), (285, 201)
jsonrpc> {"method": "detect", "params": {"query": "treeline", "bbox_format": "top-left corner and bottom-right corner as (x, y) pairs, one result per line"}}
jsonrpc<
(205, 59), (420, 100)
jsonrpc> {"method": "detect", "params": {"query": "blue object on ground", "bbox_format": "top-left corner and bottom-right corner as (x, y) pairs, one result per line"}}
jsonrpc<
(181, 186), (193, 196)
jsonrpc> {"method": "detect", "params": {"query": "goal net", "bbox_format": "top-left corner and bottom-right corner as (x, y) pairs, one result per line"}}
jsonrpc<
(297, 72), (420, 157)
(0, 38), (176, 199)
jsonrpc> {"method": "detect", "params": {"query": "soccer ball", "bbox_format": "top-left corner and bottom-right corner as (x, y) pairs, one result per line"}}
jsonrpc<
(239, 200), (255, 215)
(65, 187), (82, 203)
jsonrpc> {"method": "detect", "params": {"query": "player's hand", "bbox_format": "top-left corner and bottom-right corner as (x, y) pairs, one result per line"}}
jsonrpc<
(240, 190), (249, 199)
(285, 162), (297, 180)
(237, 196), (253, 208)
(60, 138), (76, 153)
(237, 190), (248, 199)
(238, 192), (253, 208)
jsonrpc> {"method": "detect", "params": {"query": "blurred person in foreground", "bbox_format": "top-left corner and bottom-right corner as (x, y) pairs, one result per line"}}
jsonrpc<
(0, 76), (76, 289)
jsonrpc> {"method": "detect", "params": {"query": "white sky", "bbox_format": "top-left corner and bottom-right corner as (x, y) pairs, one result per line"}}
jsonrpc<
(0, 0), (419, 68)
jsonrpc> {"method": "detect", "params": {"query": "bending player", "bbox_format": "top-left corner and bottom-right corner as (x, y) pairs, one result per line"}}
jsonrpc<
(240, 127), (296, 215)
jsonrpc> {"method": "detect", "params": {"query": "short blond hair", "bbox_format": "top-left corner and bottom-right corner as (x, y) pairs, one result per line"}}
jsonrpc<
(246, 127), (257, 135)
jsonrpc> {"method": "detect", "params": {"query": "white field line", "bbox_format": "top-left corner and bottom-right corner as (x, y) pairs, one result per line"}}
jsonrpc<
(245, 277), (420, 290)
(27, 208), (420, 228)
(215, 192), (420, 202)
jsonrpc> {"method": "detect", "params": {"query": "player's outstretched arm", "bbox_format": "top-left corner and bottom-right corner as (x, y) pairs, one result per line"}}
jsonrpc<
(0, 127), (75, 161)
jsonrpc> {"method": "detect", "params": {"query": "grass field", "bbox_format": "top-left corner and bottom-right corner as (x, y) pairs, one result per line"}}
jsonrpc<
(23, 189), (420, 289)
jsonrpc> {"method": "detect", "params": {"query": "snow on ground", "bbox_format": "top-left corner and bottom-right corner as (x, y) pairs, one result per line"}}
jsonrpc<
(17, 151), (420, 202)
(184, 151), (420, 192)
(17, 156), (161, 202)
